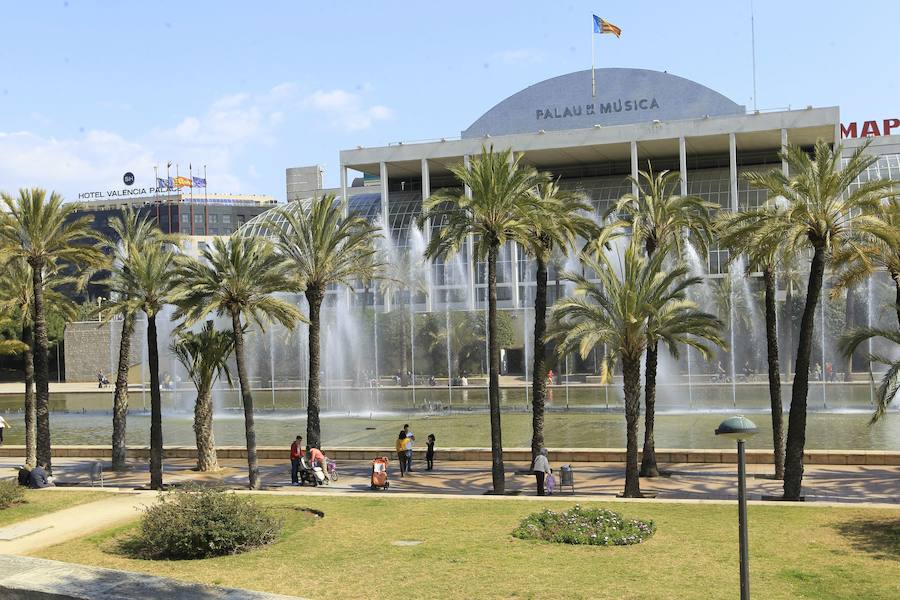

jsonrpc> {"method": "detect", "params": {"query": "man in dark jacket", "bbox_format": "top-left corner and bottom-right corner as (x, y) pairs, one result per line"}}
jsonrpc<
(29, 463), (51, 488)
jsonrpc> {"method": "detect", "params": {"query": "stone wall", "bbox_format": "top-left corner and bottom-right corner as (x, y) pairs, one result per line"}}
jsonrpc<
(63, 320), (144, 383)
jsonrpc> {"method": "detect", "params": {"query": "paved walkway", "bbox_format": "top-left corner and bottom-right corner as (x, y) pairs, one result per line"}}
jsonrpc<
(3, 455), (897, 505)
(0, 554), (303, 599)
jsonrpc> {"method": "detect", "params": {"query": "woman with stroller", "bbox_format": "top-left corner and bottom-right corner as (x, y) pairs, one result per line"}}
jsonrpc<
(308, 445), (329, 483)
(532, 448), (552, 496)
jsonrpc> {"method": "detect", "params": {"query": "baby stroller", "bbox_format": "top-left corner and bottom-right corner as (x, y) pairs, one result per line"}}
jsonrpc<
(298, 456), (326, 486)
(370, 456), (390, 490)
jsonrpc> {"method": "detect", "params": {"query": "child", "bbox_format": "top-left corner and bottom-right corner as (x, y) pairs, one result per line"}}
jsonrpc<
(426, 434), (436, 470)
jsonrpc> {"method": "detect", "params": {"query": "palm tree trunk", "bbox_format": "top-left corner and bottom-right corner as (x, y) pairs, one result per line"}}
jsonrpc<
(22, 321), (36, 467)
(147, 311), (163, 490)
(783, 246), (826, 500)
(784, 283), (794, 377)
(530, 254), (548, 462)
(112, 312), (134, 471)
(487, 243), (505, 494)
(29, 261), (51, 470)
(231, 309), (260, 489)
(622, 355), (642, 498)
(306, 286), (323, 449)
(763, 267), (784, 478)
(640, 342), (660, 477)
(193, 385), (218, 471)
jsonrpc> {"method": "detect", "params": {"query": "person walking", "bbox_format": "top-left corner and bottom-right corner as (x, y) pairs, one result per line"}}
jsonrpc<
(395, 430), (408, 477)
(0, 414), (9, 445)
(290, 435), (304, 486)
(532, 448), (552, 496)
(426, 434), (436, 471)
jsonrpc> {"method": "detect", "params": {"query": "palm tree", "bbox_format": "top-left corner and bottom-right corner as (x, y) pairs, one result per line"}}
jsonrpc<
(103, 243), (180, 489)
(719, 206), (794, 478)
(0, 189), (104, 469)
(103, 208), (169, 471)
(552, 237), (723, 497)
(0, 258), (75, 466)
(840, 322), (900, 422)
(170, 321), (235, 471)
(743, 139), (897, 500)
(419, 146), (546, 494)
(174, 235), (303, 489)
(832, 199), (900, 327)
(521, 179), (596, 461)
(265, 195), (380, 450)
(604, 168), (716, 477)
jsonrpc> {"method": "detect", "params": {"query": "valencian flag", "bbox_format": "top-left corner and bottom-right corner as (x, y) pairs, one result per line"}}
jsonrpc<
(593, 15), (621, 37)
(173, 176), (192, 188)
(192, 176), (206, 188)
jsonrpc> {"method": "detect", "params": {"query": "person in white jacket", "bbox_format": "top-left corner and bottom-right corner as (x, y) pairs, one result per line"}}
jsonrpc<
(532, 448), (552, 496)
(0, 415), (9, 445)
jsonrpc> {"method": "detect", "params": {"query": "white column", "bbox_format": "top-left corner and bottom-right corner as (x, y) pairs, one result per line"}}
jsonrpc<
(679, 136), (688, 196)
(729, 133), (738, 211)
(421, 158), (433, 312)
(340, 164), (348, 205)
(780, 128), (789, 177)
(506, 151), (520, 309)
(464, 154), (476, 310)
(380, 161), (391, 312)
(630, 140), (639, 197)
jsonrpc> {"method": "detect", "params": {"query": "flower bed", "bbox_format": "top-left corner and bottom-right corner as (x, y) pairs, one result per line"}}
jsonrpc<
(512, 505), (655, 546)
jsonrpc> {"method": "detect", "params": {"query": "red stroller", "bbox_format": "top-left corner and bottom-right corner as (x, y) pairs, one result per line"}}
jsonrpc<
(370, 456), (390, 490)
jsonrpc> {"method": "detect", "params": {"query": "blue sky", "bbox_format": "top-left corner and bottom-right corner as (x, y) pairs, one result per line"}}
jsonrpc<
(1, 0), (896, 200)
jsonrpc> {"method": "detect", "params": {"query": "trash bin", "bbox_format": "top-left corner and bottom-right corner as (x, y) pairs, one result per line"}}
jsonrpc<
(559, 464), (574, 493)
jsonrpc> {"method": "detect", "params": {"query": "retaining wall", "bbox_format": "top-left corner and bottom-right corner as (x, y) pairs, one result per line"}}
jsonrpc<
(0, 445), (896, 466)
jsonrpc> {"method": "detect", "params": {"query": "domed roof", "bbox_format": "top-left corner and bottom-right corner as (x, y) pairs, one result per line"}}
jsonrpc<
(462, 68), (744, 138)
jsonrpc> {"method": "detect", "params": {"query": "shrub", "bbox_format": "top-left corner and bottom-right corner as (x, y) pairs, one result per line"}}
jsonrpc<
(0, 479), (25, 509)
(127, 485), (283, 560)
(512, 505), (655, 546)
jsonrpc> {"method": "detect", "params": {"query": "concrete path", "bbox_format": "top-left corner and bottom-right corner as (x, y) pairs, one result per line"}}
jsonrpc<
(3, 455), (896, 505)
(0, 554), (303, 599)
(0, 491), (154, 556)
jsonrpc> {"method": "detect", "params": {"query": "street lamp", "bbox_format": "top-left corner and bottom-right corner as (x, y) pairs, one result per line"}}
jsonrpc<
(97, 297), (107, 322)
(715, 415), (758, 600)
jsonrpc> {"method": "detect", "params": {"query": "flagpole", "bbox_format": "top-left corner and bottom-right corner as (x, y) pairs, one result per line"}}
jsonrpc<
(750, 0), (758, 111)
(204, 165), (209, 236)
(167, 162), (172, 234)
(189, 163), (194, 236)
(154, 165), (160, 225)
(591, 19), (596, 98)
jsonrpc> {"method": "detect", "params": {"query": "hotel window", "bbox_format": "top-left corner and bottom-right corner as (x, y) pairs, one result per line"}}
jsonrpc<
(209, 227), (219, 235)
(194, 214), (203, 223)
(222, 214), (232, 224)
(209, 214), (218, 224)
(181, 213), (190, 223)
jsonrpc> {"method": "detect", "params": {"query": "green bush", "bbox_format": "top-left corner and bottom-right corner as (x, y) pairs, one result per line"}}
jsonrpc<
(127, 486), (283, 560)
(512, 505), (655, 546)
(0, 479), (25, 509)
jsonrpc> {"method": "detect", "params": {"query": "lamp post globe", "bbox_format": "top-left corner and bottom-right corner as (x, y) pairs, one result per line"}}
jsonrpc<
(716, 415), (758, 600)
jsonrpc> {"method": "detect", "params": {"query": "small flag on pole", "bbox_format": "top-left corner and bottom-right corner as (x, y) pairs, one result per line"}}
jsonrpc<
(593, 15), (622, 37)
(173, 176), (192, 188)
(156, 177), (170, 190)
(192, 177), (207, 188)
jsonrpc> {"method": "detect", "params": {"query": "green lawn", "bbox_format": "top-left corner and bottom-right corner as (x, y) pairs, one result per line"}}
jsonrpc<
(34, 496), (900, 600)
(0, 490), (108, 527)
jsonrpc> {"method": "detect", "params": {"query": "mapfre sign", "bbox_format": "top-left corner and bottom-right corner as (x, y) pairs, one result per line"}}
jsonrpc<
(840, 118), (900, 138)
